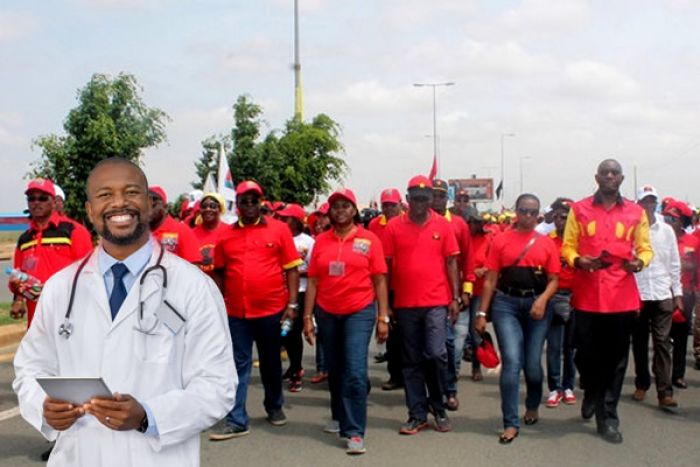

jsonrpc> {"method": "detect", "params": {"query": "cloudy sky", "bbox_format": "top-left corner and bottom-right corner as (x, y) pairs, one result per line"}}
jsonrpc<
(2, 0), (700, 211)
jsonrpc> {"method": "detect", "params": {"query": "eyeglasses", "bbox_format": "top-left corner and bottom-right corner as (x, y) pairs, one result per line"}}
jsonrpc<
(27, 195), (51, 203)
(238, 198), (260, 206)
(200, 202), (220, 210)
(516, 208), (539, 217)
(410, 195), (431, 203)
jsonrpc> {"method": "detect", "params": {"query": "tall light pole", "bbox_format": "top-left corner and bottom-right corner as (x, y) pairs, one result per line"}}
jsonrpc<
(500, 133), (515, 205)
(414, 82), (455, 178)
(293, 0), (303, 120)
(519, 156), (532, 194)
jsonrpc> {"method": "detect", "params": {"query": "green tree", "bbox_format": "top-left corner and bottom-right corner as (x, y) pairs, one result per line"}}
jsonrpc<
(192, 135), (227, 190)
(214, 94), (346, 205)
(31, 73), (169, 223)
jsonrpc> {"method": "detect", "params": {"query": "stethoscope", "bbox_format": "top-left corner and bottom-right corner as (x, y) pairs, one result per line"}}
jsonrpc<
(58, 246), (178, 339)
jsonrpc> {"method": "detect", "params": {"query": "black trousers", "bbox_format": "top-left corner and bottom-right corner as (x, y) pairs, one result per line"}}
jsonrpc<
(282, 292), (305, 375)
(671, 292), (694, 381)
(385, 291), (403, 384)
(574, 310), (635, 429)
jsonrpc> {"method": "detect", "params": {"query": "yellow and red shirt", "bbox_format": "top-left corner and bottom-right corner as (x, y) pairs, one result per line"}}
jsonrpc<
(549, 231), (574, 290)
(308, 226), (386, 314)
(562, 194), (653, 313)
(214, 216), (302, 318)
(368, 214), (389, 241)
(443, 210), (475, 295)
(152, 215), (200, 263)
(383, 211), (460, 308)
(191, 222), (229, 274)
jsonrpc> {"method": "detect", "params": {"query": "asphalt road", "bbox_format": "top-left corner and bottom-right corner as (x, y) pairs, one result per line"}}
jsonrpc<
(1, 340), (700, 467)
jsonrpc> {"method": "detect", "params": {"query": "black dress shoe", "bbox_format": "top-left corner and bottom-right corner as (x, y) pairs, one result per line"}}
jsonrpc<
(597, 425), (623, 444)
(581, 397), (595, 420)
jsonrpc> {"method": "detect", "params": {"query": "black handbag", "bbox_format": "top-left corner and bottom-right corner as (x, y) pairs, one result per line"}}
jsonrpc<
(497, 234), (548, 294)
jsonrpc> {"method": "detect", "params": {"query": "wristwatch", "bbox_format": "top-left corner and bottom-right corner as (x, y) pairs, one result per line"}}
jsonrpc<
(378, 315), (390, 324)
(136, 414), (149, 433)
(452, 297), (463, 306)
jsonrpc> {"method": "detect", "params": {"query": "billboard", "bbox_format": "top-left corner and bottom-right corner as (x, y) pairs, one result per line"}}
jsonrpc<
(448, 178), (494, 202)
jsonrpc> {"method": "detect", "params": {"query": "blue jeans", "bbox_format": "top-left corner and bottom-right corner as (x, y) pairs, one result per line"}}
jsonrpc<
(491, 292), (552, 429)
(226, 312), (284, 429)
(316, 303), (375, 438)
(313, 308), (326, 372)
(453, 296), (482, 377)
(546, 292), (576, 391)
(396, 306), (448, 420)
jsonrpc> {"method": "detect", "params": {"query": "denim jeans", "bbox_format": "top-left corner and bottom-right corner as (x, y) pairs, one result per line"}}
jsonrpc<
(445, 320), (458, 395)
(491, 292), (552, 430)
(316, 303), (375, 438)
(396, 306), (448, 420)
(453, 296), (482, 377)
(313, 308), (326, 372)
(226, 312), (284, 429)
(546, 292), (576, 391)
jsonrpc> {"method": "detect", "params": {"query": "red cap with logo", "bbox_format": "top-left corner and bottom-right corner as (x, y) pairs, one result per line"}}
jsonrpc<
(276, 203), (306, 222)
(25, 178), (56, 197)
(407, 175), (432, 190)
(328, 188), (357, 207)
(148, 186), (168, 204)
(380, 188), (401, 204)
(236, 180), (264, 197)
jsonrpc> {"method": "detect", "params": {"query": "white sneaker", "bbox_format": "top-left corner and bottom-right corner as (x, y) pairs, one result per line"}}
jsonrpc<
(546, 390), (563, 408)
(563, 388), (577, 405)
(324, 420), (340, 433)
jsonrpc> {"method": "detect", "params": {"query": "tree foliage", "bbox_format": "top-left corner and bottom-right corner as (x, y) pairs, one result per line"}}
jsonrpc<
(193, 94), (346, 206)
(31, 73), (169, 223)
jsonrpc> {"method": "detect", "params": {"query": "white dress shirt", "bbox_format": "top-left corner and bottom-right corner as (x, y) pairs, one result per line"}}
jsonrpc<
(635, 215), (682, 301)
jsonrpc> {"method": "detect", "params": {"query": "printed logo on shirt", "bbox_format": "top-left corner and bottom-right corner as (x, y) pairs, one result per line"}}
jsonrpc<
(352, 238), (371, 255)
(432, 232), (441, 240)
(160, 233), (179, 252)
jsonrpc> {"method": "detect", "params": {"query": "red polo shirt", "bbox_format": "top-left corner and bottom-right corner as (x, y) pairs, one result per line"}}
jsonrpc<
(214, 216), (302, 319)
(308, 226), (386, 314)
(12, 212), (93, 327)
(443, 210), (475, 294)
(152, 215), (200, 263)
(383, 211), (460, 308)
(486, 229), (560, 274)
(368, 214), (389, 241)
(191, 222), (229, 273)
(678, 232), (699, 291)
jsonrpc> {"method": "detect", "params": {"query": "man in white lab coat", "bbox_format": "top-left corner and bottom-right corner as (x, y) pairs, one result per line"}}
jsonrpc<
(13, 157), (237, 466)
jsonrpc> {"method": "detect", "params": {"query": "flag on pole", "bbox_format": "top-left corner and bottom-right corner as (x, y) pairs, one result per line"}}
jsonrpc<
(428, 154), (437, 180)
(217, 145), (237, 221)
(203, 172), (217, 194)
(495, 180), (503, 199)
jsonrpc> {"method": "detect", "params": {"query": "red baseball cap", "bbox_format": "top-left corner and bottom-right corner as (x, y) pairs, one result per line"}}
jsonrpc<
(25, 178), (56, 197)
(380, 188), (401, 204)
(276, 203), (306, 222)
(316, 202), (330, 215)
(236, 180), (264, 197)
(664, 200), (694, 218)
(328, 188), (357, 207)
(148, 186), (168, 204)
(476, 332), (500, 369)
(407, 175), (432, 190)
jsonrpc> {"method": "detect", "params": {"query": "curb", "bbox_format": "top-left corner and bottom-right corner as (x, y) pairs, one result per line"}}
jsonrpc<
(0, 323), (25, 348)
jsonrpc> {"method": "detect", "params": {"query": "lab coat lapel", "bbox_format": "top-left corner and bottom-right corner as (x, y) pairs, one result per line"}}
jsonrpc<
(79, 250), (113, 324)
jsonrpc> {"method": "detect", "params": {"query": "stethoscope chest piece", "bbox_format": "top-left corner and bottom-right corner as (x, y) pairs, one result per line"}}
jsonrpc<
(58, 320), (73, 339)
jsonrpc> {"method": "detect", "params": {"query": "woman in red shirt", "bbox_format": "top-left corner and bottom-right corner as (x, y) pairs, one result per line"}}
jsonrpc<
(474, 193), (560, 444)
(190, 193), (228, 274)
(303, 189), (390, 455)
(663, 201), (697, 388)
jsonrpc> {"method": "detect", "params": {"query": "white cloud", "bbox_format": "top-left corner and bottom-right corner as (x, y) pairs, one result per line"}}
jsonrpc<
(68, 0), (173, 10)
(0, 11), (38, 41)
(500, 0), (590, 34)
(562, 60), (641, 100)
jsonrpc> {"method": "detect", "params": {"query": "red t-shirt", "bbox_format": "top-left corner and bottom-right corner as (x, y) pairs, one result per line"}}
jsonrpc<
(485, 229), (560, 275)
(12, 212), (93, 327)
(470, 232), (494, 297)
(549, 231), (574, 290)
(214, 217), (302, 319)
(678, 232), (699, 290)
(152, 215), (200, 263)
(308, 226), (387, 314)
(383, 211), (460, 308)
(191, 222), (229, 273)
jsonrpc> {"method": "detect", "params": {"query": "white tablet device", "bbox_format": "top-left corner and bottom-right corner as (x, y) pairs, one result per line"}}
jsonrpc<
(36, 377), (113, 405)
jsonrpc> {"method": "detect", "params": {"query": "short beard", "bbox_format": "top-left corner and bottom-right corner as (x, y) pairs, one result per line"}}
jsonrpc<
(99, 217), (148, 246)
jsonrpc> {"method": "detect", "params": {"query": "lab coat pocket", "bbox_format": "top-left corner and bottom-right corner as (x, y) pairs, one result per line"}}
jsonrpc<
(139, 323), (176, 364)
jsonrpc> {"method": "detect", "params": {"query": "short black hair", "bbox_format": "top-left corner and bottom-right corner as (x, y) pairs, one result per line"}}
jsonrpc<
(86, 157), (148, 197)
(515, 193), (540, 209)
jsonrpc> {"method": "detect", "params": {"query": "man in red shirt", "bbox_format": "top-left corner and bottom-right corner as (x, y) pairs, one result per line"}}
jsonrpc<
(368, 188), (404, 391)
(383, 175), (461, 435)
(10, 179), (93, 327)
(562, 159), (653, 444)
(210, 180), (302, 440)
(431, 179), (474, 411)
(148, 186), (200, 263)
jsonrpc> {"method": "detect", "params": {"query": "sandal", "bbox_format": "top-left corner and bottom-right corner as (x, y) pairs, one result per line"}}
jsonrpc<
(523, 410), (539, 425)
(471, 370), (483, 382)
(499, 428), (519, 444)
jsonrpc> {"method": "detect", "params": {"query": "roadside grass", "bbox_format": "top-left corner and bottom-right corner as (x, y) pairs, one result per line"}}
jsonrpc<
(0, 302), (24, 326)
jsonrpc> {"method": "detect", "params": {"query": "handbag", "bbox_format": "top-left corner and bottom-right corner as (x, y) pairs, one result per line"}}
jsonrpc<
(497, 234), (548, 294)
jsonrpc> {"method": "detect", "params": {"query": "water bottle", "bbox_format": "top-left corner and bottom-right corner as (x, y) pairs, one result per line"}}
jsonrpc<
(5, 267), (43, 300)
(280, 318), (294, 337)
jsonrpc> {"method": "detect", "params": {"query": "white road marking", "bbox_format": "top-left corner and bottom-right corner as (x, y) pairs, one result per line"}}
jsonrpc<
(0, 406), (20, 422)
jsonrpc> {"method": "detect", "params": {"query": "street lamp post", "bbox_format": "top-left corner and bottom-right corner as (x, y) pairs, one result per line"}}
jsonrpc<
(414, 82), (455, 178)
(519, 156), (532, 194)
(500, 133), (515, 205)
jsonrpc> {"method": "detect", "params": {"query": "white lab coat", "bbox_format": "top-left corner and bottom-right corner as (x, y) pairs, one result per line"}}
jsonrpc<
(13, 243), (237, 467)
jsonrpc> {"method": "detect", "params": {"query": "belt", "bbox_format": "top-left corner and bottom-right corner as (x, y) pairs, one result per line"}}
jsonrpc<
(499, 286), (538, 298)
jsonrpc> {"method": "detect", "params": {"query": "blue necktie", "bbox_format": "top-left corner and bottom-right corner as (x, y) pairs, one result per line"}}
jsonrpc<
(109, 263), (129, 320)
